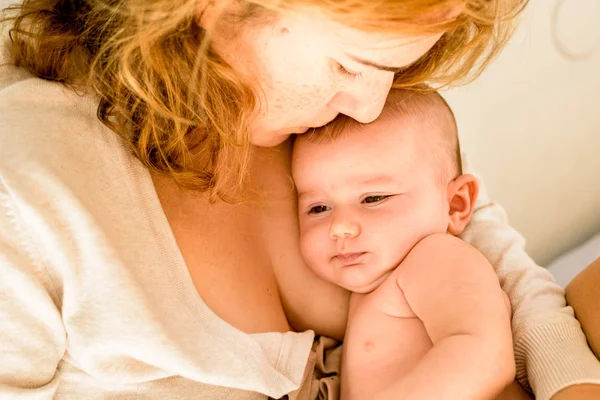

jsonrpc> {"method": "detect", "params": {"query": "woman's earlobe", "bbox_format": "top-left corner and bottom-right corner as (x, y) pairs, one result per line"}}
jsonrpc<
(446, 174), (479, 236)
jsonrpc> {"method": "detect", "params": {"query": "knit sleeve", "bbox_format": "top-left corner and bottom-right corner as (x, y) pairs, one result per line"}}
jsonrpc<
(460, 154), (600, 400)
(0, 179), (65, 399)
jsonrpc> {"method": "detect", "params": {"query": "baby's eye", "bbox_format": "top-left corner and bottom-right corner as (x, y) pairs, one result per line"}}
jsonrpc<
(362, 195), (390, 204)
(308, 205), (331, 214)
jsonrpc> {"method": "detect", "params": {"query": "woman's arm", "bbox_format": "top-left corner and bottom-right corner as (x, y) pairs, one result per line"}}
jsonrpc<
(460, 155), (600, 400)
(0, 182), (65, 398)
(551, 258), (600, 399)
(566, 257), (600, 359)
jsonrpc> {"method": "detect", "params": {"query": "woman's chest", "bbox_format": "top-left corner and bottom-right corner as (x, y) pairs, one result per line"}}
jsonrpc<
(175, 199), (297, 334)
(152, 148), (302, 334)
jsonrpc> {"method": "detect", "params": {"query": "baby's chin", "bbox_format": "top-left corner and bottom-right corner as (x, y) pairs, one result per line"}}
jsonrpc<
(339, 270), (394, 294)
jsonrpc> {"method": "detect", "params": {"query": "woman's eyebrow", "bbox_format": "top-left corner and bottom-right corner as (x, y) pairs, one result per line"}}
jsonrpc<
(345, 53), (410, 74)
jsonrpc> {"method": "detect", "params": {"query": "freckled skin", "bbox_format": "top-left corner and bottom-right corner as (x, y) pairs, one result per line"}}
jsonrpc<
(210, 12), (442, 146)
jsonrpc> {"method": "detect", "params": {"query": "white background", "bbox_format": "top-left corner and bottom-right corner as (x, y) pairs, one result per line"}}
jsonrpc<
(446, 0), (600, 269)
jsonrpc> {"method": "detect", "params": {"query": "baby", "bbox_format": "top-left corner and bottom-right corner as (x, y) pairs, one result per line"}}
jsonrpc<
(292, 89), (515, 400)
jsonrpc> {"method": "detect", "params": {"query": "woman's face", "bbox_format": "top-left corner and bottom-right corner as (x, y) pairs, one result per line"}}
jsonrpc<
(210, 11), (443, 147)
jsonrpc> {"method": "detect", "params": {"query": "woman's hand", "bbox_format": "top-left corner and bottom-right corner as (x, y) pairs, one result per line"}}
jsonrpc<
(551, 384), (600, 399)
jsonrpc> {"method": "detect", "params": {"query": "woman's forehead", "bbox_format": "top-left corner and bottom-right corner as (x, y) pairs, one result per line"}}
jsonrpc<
(278, 11), (443, 46)
(261, 12), (443, 66)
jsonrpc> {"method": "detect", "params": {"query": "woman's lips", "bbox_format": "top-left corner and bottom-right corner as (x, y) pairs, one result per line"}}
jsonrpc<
(335, 252), (366, 265)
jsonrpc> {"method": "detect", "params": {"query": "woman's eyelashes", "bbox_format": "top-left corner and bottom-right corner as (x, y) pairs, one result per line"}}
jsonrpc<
(335, 62), (362, 80)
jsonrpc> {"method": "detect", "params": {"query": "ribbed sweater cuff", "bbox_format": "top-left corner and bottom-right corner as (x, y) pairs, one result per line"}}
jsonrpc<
(516, 323), (600, 400)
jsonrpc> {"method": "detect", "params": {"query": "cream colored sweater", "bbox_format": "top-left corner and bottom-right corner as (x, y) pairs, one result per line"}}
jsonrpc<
(1, 27), (600, 400)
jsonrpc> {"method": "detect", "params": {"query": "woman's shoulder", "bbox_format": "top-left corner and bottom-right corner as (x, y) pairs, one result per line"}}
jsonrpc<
(1, 64), (125, 159)
(0, 64), (164, 325)
(0, 64), (153, 250)
(0, 63), (142, 191)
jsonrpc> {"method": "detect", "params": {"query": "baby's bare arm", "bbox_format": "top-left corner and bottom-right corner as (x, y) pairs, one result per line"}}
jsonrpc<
(378, 234), (514, 400)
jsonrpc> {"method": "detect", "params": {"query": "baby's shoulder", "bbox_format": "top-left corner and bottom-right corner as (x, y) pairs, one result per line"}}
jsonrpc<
(357, 271), (416, 319)
(399, 234), (489, 280)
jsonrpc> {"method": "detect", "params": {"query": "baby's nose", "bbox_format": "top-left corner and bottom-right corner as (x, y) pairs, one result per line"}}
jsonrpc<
(328, 218), (360, 240)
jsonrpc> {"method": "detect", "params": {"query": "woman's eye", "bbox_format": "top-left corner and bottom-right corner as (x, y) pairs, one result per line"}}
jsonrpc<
(308, 205), (331, 214)
(336, 63), (362, 80)
(363, 195), (390, 204)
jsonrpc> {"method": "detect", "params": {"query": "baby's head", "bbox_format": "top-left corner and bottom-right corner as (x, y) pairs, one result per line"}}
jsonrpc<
(292, 89), (479, 293)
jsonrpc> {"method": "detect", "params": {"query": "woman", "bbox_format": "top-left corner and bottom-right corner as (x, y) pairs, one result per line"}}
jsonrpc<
(0, 0), (598, 399)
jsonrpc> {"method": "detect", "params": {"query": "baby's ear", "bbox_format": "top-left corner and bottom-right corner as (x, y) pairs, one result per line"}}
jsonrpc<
(446, 174), (479, 236)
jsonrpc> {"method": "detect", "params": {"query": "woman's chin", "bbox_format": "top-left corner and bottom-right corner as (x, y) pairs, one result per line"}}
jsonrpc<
(250, 133), (290, 147)
(250, 126), (310, 147)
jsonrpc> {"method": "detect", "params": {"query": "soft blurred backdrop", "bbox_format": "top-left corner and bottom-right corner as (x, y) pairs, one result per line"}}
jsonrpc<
(445, 0), (600, 285)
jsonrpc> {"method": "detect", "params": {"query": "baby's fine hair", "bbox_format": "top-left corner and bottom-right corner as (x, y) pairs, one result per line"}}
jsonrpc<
(304, 89), (463, 180)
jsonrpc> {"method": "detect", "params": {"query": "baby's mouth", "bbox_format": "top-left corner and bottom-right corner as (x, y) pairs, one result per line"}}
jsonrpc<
(335, 252), (366, 265)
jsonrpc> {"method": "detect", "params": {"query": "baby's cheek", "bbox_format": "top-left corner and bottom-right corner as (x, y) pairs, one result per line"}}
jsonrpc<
(300, 228), (328, 269)
(299, 228), (316, 261)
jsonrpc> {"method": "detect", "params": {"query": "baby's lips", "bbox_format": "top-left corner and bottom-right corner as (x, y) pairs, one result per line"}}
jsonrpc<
(335, 252), (366, 265)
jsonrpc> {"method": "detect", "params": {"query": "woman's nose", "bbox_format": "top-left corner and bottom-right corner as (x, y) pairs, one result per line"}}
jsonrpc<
(329, 74), (394, 124)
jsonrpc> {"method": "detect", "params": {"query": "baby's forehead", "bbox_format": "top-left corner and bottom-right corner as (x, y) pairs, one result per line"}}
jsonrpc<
(295, 93), (456, 158)
(375, 99), (457, 159)
(295, 113), (427, 162)
(293, 118), (426, 172)
(346, 110), (442, 151)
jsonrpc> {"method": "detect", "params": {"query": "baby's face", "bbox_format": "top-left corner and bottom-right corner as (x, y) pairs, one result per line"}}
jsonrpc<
(292, 116), (451, 293)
